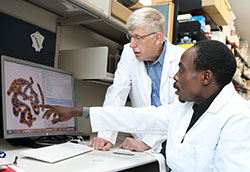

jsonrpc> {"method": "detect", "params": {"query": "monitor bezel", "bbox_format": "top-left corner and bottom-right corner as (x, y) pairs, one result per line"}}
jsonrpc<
(1, 55), (78, 139)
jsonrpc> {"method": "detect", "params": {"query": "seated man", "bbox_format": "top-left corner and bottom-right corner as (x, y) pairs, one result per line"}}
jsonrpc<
(42, 40), (250, 171)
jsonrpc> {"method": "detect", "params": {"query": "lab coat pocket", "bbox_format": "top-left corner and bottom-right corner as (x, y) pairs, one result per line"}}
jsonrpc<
(167, 143), (215, 172)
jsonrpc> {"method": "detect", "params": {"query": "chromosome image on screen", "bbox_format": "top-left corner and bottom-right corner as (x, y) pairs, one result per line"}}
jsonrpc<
(2, 56), (76, 139)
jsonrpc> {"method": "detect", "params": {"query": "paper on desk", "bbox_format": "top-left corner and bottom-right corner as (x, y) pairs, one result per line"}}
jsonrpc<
(0, 165), (26, 172)
(0, 159), (12, 166)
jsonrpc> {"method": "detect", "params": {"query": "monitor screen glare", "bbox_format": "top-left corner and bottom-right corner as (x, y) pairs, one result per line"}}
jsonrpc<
(1, 55), (77, 139)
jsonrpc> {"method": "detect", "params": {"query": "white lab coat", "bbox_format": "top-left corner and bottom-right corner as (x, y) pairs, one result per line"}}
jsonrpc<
(90, 83), (250, 172)
(98, 39), (185, 151)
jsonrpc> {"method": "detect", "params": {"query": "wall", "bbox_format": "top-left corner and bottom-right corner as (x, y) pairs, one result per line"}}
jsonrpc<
(0, 0), (57, 33)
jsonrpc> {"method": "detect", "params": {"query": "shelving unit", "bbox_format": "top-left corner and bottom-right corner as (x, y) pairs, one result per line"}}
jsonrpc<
(25, 0), (129, 44)
(176, 0), (250, 99)
(228, 39), (250, 94)
(179, 8), (220, 31)
(175, 0), (225, 42)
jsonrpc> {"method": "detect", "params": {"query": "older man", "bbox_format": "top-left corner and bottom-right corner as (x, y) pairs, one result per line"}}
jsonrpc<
(88, 7), (184, 152)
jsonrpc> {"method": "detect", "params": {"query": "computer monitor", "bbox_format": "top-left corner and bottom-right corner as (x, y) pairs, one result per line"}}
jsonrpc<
(1, 55), (78, 140)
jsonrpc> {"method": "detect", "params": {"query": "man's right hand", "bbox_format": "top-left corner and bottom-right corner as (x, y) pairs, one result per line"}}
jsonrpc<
(88, 137), (112, 151)
(41, 104), (82, 124)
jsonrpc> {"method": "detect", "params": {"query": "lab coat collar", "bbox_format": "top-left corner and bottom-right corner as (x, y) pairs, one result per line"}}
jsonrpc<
(139, 55), (152, 103)
(148, 40), (166, 66)
(206, 82), (235, 114)
(164, 39), (178, 62)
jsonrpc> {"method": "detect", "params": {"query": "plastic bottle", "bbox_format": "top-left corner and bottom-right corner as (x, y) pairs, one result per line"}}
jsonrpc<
(179, 36), (192, 44)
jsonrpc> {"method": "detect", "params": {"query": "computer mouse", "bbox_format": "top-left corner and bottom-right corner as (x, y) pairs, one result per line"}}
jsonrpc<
(113, 149), (135, 156)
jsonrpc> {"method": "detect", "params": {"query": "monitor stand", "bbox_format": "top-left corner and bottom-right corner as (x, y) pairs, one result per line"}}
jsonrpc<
(6, 136), (69, 148)
(6, 134), (90, 148)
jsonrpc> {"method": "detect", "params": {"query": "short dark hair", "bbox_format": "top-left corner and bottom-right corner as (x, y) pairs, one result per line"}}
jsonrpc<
(192, 40), (236, 87)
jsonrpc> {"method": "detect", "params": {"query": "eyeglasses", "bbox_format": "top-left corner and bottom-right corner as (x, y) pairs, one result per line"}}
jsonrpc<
(126, 32), (157, 42)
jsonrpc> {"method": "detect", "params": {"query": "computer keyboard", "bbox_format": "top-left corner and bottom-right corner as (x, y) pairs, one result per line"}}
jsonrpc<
(19, 142), (94, 163)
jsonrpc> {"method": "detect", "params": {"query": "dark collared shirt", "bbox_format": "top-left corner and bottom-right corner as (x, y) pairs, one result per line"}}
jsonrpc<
(161, 87), (223, 159)
(181, 87), (223, 143)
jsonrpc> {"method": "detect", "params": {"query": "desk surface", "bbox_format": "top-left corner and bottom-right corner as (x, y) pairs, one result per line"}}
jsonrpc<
(0, 139), (157, 172)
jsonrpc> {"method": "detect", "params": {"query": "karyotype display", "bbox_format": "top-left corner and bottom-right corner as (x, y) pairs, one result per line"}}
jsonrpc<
(7, 76), (44, 127)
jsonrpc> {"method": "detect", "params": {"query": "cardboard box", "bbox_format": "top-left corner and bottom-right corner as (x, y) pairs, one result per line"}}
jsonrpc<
(202, 0), (221, 13)
(111, 0), (132, 24)
(209, 13), (228, 25)
(202, 0), (231, 26)
(220, 0), (230, 24)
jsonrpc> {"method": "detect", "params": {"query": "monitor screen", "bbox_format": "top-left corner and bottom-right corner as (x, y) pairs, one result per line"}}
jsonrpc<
(1, 55), (77, 139)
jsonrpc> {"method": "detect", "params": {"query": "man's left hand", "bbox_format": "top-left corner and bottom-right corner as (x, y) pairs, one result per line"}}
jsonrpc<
(88, 137), (112, 151)
(120, 137), (150, 152)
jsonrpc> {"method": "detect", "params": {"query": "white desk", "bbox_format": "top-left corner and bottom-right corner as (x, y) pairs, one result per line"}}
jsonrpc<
(0, 139), (158, 172)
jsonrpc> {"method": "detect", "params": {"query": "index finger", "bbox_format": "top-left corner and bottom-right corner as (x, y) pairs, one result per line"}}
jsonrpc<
(40, 104), (54, 109)
(50, 117), (61, 125)
(88, 138), (94, 147)
(42, 109), (54, 119)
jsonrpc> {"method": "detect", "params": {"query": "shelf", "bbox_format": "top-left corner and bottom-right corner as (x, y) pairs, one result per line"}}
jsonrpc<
(25, 0), (129, 44)
(233, 79), (250, 91)
(242, 73), (250, 81)
(176, 0), (249, 98)
(177, 21), (208, 43)
(186, 9), (220, 31)
(226, 39), (249, 69)
(178, 3), (220, 32)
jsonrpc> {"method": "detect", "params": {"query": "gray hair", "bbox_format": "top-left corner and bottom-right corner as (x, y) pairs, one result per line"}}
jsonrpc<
(127, 7), (165, 37)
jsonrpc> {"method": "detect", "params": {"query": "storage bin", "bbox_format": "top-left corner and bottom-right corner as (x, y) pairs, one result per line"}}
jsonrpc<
(59, 46), (114, 83)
